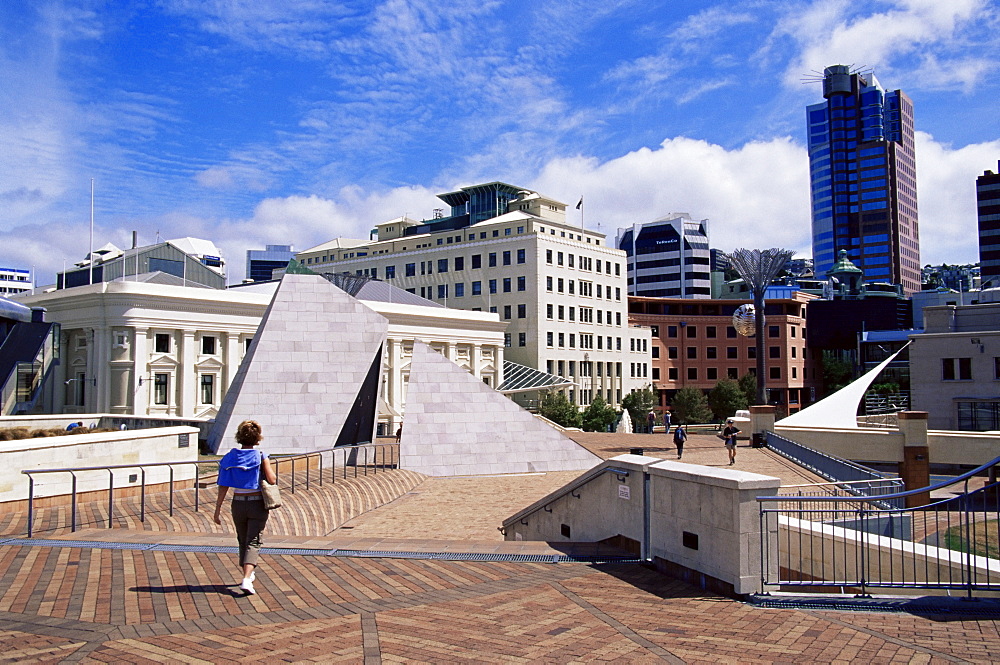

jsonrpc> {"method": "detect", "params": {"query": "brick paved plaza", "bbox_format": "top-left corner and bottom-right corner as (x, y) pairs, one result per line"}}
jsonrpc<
(1, 433), (999, 663)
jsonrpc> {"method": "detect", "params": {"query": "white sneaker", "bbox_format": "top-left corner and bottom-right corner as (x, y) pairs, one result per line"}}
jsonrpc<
(249, 570), (255, 582)
(240, 579), (256, 595)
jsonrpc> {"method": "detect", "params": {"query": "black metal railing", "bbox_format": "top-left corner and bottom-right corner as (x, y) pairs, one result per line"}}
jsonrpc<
(758, 455), (1000, 597)
(22, 443), (398, 537)
(766, 431), (894, 490)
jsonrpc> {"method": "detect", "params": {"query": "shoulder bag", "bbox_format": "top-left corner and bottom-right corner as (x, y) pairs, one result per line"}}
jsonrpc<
(259, 452), (282, 510)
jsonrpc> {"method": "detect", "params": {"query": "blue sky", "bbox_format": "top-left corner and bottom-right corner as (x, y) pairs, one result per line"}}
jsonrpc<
(2, 0), (999, 284)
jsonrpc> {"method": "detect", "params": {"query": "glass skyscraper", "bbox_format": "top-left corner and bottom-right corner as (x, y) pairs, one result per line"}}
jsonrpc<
(807, 65), (920, 294)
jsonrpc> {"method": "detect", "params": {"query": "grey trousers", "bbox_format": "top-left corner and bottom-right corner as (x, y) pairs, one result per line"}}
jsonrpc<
(231, 496), (269, 567)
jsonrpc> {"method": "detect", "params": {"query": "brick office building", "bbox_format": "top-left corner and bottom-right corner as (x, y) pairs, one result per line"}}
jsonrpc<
(628, 292), (822, 415)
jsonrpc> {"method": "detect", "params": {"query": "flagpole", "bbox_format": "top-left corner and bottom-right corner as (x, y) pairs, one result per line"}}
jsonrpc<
(89, 179), (94, 286)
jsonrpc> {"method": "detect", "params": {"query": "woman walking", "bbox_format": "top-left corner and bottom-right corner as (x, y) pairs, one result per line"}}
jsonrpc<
(214, 420), (276, 595)
(673, 424), (687, 459)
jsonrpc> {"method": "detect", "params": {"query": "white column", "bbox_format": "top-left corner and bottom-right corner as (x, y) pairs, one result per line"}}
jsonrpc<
(132, 327), (148, 415)
(222, 331), (240, 402)
(178, 330), (196, 417)
(53, 330), (69, 412)
(84, 329), (96, 412)
(471, 343), (483, 379)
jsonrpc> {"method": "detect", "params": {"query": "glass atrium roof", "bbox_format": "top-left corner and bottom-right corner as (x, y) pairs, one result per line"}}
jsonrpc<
(497, 360), (574, 394)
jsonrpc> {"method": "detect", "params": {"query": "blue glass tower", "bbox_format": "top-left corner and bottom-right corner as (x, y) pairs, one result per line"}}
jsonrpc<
(807, 65), (920, 294)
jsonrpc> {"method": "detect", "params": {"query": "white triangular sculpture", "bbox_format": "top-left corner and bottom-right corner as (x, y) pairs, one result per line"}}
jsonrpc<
(208, 273), (387, 454)
(400, 340), (602, 476)
(776, 343), (909, 429)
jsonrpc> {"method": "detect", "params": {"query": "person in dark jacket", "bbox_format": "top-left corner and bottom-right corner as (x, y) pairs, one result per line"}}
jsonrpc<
(672, 425), (687, 459)
(214, 420), (276, 595)
(722, 419), (741, 465)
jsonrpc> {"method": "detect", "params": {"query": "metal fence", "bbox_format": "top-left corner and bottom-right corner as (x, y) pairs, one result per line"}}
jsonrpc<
(22, 442), (398, 537)
(778, 477), (905, 511)
(758, 455), (1000, 597)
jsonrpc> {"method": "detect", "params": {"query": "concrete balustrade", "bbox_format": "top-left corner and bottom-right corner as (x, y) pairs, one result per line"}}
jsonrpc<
(504, 455), (781, 597)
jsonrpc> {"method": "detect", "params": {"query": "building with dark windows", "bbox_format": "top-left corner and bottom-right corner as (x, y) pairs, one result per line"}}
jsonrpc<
(807, 65), (920, 294)
(616, 213), (711, 298)
(245, 244), (296, 282)
(628, 293), (821, 416)
(978, 162), (1000, 287)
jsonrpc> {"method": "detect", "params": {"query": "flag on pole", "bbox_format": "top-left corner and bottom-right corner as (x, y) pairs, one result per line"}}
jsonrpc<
(576, 196), (583, 210)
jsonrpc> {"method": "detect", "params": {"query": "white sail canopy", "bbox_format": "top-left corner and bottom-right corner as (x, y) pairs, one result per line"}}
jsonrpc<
(776, 343), (909, 429)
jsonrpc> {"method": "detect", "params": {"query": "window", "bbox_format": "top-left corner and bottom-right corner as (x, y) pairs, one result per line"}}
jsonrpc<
(728, 368), (739, 379)
(504, 333), (511, 347)
(996, 357), (1000, 380)
(569, 307), (576, 321)
(517, 276), (526, 291)
(727, 347), (738, 359)
(472, 254), (482, 269)
(668, 347), (678, 359)
(503, 251), (511, 266)
(707, 368), (717, 381)
(489, 253), (497, 267)
(202, 336), (216, 355)
(437, 258), (448, 273)
(547, 332), (554, 347)
(503, 277), (512, 292)
(557, 278), (564, 293)
(558, 305), (564, 320)
(547, 304), (553, 319)
(546, 276), (553, 291)
(245, 338), (253, 353)
(769, 346), (781, 359)
(706, 347), (717, 359)
(557, 252), (564, 266)
(668, 367), (678, 380)
(154, 373), (169, 405)
(568, 254), (575, 268)
(668, 326), (678, 338)
(517, 304), (526, 318)
(943, 358), (972, 381)
(727, 327), (737, 338)
(406, 263), (416, 277)
(518, 332), (526, 347)
(200, 374), (214, 404)
(503, 305), (511, 319)
(546, 249), (552, 264)
(489, 279), (497, 294)
(455, 283), (465, 297)
(558, 333), (565, 347)
(472, 281), (482, 295)
(770, 366), (781, 379)
(438, 284), (448, 299)
(652, 346), (659, 359)
(454, 256), (464, 271)
(687, 347), (697, 359)
(747, 347), (756, 359)
(687, 367), (698, 380)
(517, 249), (525, 264)
(615, 287), (621, 301)
(686, 326), (697, 338)
(707, 326), (717, 338)
(155, 333), (170, 353)
(769, 325), (780, 338)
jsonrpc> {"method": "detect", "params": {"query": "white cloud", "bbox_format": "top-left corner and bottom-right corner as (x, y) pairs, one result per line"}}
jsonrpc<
(915, 131), (1000, 265)
(771, 0), (996, 90)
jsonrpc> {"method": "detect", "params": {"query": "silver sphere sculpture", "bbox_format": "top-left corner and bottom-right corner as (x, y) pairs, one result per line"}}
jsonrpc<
(732, 304), (757, 337)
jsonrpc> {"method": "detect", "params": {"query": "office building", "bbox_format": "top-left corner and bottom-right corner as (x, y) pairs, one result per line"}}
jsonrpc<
(978, 162), (1000, 287)
(627, 293), (821, 414)
(921, 263), (979, 292)
(245, 244), (296, 282)
(295, 182), (652, 408)
(0, 267), (33, 296)
(807, 65), (920, 293)
(617, 213), (711, 298)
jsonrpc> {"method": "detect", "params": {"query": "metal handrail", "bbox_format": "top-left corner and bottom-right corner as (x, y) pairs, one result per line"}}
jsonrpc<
(21, 442), (398, 537)
(781, 478), (905, 489)
(759, 454), (1000, 504)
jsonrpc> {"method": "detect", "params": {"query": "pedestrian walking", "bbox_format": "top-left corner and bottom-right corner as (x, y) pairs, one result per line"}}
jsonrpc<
(647, 411), (656, 434)
(673, 424), (687, 459)
(721, 418), (741, 465)
(214, 420), (276, 595)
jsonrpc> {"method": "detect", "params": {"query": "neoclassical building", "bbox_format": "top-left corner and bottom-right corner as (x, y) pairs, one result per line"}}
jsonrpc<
(16, 274), (506, 431)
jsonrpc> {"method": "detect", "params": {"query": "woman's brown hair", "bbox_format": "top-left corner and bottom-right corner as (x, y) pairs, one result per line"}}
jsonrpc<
(235, 420), (262, 447)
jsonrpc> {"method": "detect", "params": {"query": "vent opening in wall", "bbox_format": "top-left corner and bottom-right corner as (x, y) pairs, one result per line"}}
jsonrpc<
(560, 524), (571, 538)
(682, 531), (699, 550)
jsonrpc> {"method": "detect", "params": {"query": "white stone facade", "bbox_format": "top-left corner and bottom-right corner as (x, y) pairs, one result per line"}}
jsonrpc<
(15, 279), (506, 429)
(295, 190), (652, 408)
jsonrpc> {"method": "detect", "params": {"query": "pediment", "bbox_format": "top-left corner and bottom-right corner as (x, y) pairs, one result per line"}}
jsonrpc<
(148, 354), (179, 368)
(195, 357), (225, 370)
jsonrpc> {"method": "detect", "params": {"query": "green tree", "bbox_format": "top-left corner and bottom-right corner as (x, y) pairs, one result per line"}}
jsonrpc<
(621, 388), (657, 427)
(738, 372), (757, 406)
(708, 378), (749, 422)
(538, 390), (581, 429)
(821, 355), (854, 396)
(670, 387), (713, 425)
(581, 394), (618, 432)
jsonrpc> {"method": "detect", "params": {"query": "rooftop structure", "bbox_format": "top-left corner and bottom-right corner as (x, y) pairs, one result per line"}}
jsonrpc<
(58, 237), (227, 290)
(616, 213), (711, 298)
